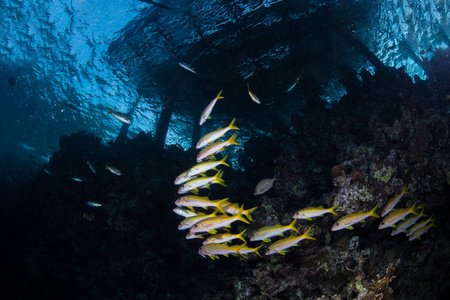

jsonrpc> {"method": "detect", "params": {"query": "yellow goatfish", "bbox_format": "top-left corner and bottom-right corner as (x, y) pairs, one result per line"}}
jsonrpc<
(107, 108), (132, 124)
(265, 227), (316, 255)
(250, 219), (299, 242)
(174, 169), (197, 185)
(178, 210), (219, 230)
(381, 186), (410, 217)
(199, 90), (224, 125)
(331, 204), (380, 231)
(196, 118), (240, 149)
(391, 206), (428, 236)
(286, 74), (301, 92)
(196, 133), (240, 162)
(190, 205), (250, 234)
(178, 62), (197, 74)
(173, 207), (198, 218)
(175, 196), (228, 214)
(203, 229), (247, 245)
(236, 244), (263, 257)
(408, 220), (436, 241)
(293, 205), (338, 220)
(378, 203), (417, 230)
(198, 243), (246, 259)
(186, 156), (230, 178)
(221, 200), (257, 221)
(247, 83), (261, 104)
(177, 170), (226, 194)
(406, 214), (435, 237)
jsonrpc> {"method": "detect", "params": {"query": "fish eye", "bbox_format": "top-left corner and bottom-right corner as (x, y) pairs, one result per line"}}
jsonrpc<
(336, 222), (339, 225)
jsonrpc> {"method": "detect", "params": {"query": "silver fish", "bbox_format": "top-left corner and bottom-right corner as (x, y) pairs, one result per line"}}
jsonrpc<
(178, 62), (197, 75)
(105, 164), (122, 176)
(86, 202), (102, 207)
(254, 177), (277, 195)
(87, 161), (96, 174)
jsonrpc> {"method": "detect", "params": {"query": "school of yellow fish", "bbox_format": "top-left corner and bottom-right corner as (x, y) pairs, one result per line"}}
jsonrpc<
(172, 84), (436, 260)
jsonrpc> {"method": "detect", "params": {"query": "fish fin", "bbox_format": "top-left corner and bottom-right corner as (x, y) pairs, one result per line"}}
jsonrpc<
(253, 245), (263, 257)
(244, 207), (258, 221)
(370, 204), (380, 218)
(237, 229), (247, 243)
(236, 205), (250, 224)
(107, 108), (112, 114)
(215, 198), (229, 215)
(303, 226), (316, 240)
(347, 226), (354, 230)
(289, 219), (300, 233)
(330, 205), (339, 216)
(279, 251), (287, 255)
(279, 233), (284, 237)
(207, 116), (211, 119)
(225, 225), (231, 228)
(214, 170), (227, 187)
(208, 230), (217, 234)
(235, 243), (247, 258)
(228, 118), (240, 131)
(262, 238), (271, 243)
(227, 133), (240, 146)
(105, 164), (109, 170)
(220, 155), (230, 167)
(192, 189), (199, 194)
(361, 219), (366, 223)
(402, 185), (410, 194)
(390, 224), (396, 228)
(410, 202), (418, 215)
(187, 206), (194, 211)
(306, 218), (312, 221)
(216, 90), (224, 100)
(224, 254), (229, 258)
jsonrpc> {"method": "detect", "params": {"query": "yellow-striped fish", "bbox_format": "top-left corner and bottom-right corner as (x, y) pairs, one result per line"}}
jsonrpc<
(406, 215), (435, 237)
(203, 229), (247, 245)
(236, 244), (262, 257)
(186, 156), (230, 178)
(221, 200), (257, 221)
(198, 243), (246, 259)
(173, 207), (197, 218)
(190, 205), (250, 234)
(265, 227), (316, 255)
(378, 203), (417, 230)
(175, 196), (228, 214)
(196, 133), (240, 162)
(293, 205), (338, 220)
(250, 219), (299, 242)
(174, 169), (197, 185)
(199, 90), (224, 126)
(408, 220), (436, 241)
(391, 206), (428, 236)
(331, 205), (379, 231)
(196, 118), (239, 149)
(381, 186), (410, 217)
(177, 170), (226, 194)
(178, 210), (219, 230)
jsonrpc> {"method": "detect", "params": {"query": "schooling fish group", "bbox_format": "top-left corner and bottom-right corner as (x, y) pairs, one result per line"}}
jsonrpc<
(172, 90), (436, 260)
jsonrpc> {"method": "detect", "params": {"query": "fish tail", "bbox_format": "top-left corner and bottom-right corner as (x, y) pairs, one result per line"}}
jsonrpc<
(370, 204), (380, 218)
(402, 185), (410, 194)
(228, 117), (240, 131)
(214, 170), (227, 187)
(220, 155), (230, 167)
(236, 205), (250, 224)
(302, 226), (316, 240)
(252, 244), (263, 257)
(289, 219), (300, 233)
(329, 205), (339, 216)
(227, 133), (240, 146)
(107, 108), (112, 114)
(247, 83), (250, 91)
(410, 202), (418, 215)
(215, 198), (229, 214)
(244, 206), (258, 221)
(237, 229), (247, 243)
(235, 243), (247, 258)
(105, 164), (109, 170)
(216, 90), (224, 100)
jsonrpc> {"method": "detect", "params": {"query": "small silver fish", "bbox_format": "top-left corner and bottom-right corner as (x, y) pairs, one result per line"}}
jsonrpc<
(105, 164), (122, 176)
(107, 108), (132, 124)
(254, 177), (277, 195)
(247, 83), (261, 104)
(87, 161), (96, 174)
(86, 202), (102, 207)
(71, 177), (84, 182)
(286, 75), (301, 92)
(43, 169), (52, 175)
(178, 62), (197, 75)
